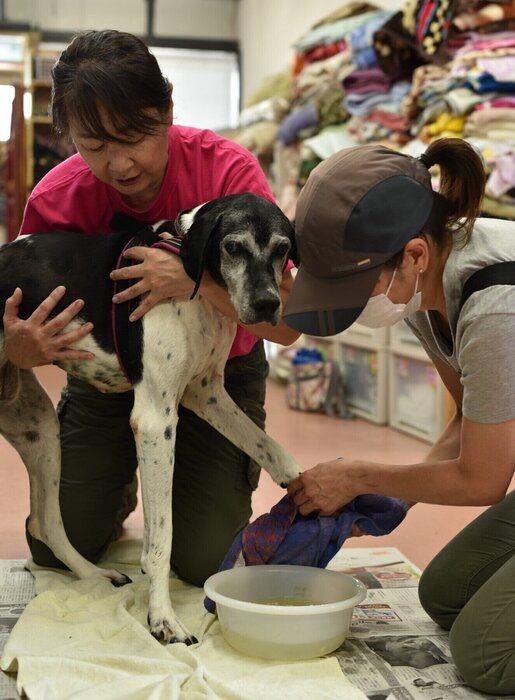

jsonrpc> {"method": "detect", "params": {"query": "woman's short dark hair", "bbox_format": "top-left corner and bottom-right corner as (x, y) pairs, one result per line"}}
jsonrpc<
(51, 30), (173, 143)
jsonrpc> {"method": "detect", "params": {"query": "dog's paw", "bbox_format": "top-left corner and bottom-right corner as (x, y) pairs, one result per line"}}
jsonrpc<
(148, 613), (197, 645)
(274, 465), (302, 489)
(103, 569), (132, 587)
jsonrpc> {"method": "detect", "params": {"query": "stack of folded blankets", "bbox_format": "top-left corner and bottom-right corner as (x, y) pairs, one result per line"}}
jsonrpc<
(227, 0), (515, 222)
(402, 23), (515, 218)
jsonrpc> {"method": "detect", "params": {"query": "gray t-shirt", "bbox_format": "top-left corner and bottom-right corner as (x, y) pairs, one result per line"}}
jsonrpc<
(405, 217), (515, 424)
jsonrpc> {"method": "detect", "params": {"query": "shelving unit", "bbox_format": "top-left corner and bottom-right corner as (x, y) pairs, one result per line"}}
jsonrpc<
(25, 43), (73, 192)
(387, 323), (447, 443)
(336, 324), (389, 425)
(273, 320), (450, 442)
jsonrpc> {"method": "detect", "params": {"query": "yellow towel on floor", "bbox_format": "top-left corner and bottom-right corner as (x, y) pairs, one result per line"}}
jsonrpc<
(0, 540), (365, 699)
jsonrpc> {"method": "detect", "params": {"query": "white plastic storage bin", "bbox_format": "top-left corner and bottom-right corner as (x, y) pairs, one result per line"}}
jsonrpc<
(389, 351), (445, 443)
(389, 322), (422, 353)
(302, 335), (339, 361)
(339, 343), (388, 424)
(338, 322), (389, 350)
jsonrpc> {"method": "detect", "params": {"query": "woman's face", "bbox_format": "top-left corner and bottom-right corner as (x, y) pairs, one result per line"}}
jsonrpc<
(70, 106), (170, 209)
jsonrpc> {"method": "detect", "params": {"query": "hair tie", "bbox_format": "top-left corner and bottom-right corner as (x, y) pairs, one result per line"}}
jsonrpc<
(418, 152), (434, 169)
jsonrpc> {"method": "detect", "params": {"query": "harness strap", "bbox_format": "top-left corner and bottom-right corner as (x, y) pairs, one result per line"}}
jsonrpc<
(459, 261), (515, 315)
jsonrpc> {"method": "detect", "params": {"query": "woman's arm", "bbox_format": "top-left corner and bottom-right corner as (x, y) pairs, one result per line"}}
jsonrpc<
(289, 417), (515, 514)
(423, 356), (463, 463)
(289, 354), (514, 514)
(110, 247), (301, 346)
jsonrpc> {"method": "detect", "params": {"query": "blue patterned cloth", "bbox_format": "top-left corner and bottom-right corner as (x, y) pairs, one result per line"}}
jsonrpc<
(204, 494), (408, 613)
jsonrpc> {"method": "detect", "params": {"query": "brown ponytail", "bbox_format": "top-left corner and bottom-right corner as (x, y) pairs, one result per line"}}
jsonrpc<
(423, 137), (486, 245)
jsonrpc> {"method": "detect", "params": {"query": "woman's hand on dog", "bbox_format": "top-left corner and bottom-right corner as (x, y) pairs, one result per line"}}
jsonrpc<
(3, 286), (95, 369)
(110, 244), (195, 321)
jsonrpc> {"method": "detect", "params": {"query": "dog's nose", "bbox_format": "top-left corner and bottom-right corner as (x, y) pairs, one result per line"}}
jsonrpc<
(254, 296), (280, 317)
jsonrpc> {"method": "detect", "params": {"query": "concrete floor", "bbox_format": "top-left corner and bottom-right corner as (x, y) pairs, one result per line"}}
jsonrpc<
(0, 365), (503, 569)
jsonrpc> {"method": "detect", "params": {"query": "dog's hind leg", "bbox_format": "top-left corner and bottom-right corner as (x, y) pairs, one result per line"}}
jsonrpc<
(132, 380), (196, 645)
(0, 365), (131, 586)
(182, 376), (301, 488)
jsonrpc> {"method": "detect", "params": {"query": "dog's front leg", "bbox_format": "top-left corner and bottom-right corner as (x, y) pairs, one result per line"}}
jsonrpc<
(182, 379), (301, 487)
(132, 382), (196, 645)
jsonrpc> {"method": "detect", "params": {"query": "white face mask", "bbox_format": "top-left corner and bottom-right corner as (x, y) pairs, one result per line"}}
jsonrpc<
(357, 267), (422, 328)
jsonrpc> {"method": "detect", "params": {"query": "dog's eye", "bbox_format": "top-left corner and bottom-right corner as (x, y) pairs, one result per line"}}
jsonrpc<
(224, 241), (244, 256)
(275, 242), (290, 258)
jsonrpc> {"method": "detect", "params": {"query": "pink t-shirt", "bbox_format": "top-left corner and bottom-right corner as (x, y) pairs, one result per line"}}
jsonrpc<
(20, 125), (276, 359)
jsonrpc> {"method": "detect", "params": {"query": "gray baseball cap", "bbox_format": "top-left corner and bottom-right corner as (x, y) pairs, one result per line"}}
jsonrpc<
(283, 144), (435, 336)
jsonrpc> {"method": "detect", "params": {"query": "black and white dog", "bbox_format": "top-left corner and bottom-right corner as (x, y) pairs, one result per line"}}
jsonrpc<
(0, 193), (301, 644)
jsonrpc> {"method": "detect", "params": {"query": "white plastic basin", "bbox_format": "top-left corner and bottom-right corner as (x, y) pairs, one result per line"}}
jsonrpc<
(204, 564), (367, 660)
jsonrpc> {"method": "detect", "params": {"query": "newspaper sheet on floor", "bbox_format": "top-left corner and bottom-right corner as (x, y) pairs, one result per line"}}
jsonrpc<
(0, 560), (34, 700)
(328, 547), (514, 700)
(1, 549), (512, 700)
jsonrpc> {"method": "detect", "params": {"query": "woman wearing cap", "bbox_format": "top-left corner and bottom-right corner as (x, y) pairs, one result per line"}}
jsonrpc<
(3, 30), (297, 588)
(285, 138), (514, 696)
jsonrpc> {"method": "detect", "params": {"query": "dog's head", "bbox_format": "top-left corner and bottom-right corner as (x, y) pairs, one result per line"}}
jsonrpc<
(177, 193), (296, 326)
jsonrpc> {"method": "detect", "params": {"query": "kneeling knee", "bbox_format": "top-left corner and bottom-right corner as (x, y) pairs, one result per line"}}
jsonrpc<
(172, 555), (219, 588)
(418, 564), (456, 630)
(450, 611), (515, 696)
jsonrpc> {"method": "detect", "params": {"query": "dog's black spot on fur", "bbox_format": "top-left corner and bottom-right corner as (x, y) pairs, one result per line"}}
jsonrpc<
(162, 391), (167, 398)
(210, 348), (215, 356)
(266, 452), (273, 463)
(256, 442), (264, 449)
(201, 377), (208, 387)
(24, 430), (39, 443)
(165, 407), (171, 416)
(159, 516), (165, 529)
(167, 353), (171, 360)
(164, 425), (173, 440)
(207, 397), (217, 405)
(177, 308), (181, 316)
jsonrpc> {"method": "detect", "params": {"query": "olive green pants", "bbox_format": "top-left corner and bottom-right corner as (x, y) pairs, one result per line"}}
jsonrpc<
(419, 490), (515, 696)
(26, 342), (268, 587)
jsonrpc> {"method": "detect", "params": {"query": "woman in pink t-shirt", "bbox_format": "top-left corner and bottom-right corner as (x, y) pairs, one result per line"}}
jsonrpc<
(4, 30), (298, 587)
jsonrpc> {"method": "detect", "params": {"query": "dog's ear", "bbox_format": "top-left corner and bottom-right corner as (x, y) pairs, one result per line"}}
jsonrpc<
(289, 220), (300, 268)
(179, 207), (222, 298)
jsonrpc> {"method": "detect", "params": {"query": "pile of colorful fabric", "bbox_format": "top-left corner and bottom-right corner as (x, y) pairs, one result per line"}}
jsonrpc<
(228, 0), (515, 222)
(402, 22), (515, 217)
(219, 71), (294, 160)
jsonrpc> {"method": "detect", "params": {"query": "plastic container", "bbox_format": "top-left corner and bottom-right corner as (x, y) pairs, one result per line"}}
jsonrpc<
(338, 322), (389, 349)
(389, 351), (445, 442)
(340, 343), (388, 424)
(204, 565), (366, 660)
(389, 322), (422, 353)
